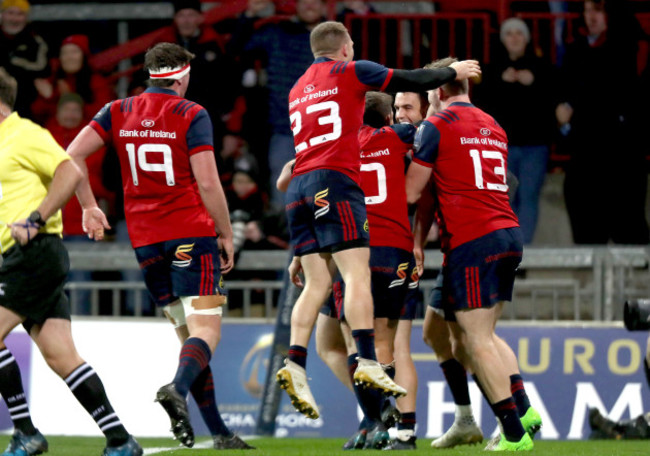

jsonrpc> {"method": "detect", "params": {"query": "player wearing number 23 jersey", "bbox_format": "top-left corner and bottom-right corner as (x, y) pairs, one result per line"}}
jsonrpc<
(90, 87), (215, 248)
(412, 102), (519, 253)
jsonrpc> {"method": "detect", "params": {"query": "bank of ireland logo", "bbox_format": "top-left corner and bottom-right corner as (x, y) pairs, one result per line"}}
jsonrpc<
(239, 333), (273, 398)
(141, 119), (155, 128)
(304, 84), (315, 93)
(314, 188), (330, 219)
(172, 243), (195, 267)
(480, 128), (491, 136)
(389, 262), (409, 288)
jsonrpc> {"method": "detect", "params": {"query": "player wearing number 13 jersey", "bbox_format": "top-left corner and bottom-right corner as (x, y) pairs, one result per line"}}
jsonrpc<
(406, 58), (534, 452)
(68, 43), (255, 451)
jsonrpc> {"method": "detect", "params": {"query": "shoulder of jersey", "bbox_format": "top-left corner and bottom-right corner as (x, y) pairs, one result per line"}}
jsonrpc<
(428, 108), (461, 126)
(116, 95), (204, 118)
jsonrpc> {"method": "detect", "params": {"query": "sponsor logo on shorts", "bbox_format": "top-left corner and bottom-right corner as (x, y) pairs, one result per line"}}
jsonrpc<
(172, 243), (195, 268)
(314, 188), (330, 219)
(408, 267), (419, 289)
(363, 220), (369, 232)
(0, 283), (4, 296)
(389, 262), (409, 288)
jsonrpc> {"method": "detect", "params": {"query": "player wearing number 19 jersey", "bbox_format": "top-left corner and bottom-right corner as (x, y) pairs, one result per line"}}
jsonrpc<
(68, 43), (254, 451)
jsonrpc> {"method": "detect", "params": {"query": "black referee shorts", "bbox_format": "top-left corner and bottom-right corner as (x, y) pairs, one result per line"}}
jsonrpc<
(0, 234), (71, 333)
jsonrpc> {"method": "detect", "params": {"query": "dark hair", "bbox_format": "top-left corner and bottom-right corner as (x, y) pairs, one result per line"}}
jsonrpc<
(144, 42), (195, 88)
(364, 92), (393, 128)
(0, 68), (18, 109)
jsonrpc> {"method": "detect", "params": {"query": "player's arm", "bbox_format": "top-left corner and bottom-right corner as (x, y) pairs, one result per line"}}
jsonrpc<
(276, 159), (295, 193)
(10, 159), (82, 246)
(405, 120), (438, 204)
(412, 181), (436, 276)
(190, 151), (235, 274)
(67, 125), (111, 240)
(385, 60), (481, 92)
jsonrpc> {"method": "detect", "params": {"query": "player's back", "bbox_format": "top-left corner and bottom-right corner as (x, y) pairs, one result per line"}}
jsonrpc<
(358, 124), (414, 252)
(419, 102), (518, 251)
(91, 88), (215, 247)
(290, 58), (392, 183)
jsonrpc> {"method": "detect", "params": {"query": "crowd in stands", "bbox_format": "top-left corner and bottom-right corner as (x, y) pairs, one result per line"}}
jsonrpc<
(1, 0), (649, 312)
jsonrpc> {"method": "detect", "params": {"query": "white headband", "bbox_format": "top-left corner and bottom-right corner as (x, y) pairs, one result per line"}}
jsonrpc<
(149, 63), (190, 80)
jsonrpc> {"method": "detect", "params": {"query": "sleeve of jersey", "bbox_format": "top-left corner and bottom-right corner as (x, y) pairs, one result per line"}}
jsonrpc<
(412, 120), (440, 168)
(89, 101), (113, 142)
(25, 129), (71, 179)
(354, 60), (393, 91)
(186, 109), (214, 156)
(391, 123), (416, 145)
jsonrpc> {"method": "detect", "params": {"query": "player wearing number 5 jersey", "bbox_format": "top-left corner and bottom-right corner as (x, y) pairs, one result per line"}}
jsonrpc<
(406, 58), (534, 451)
(277, 21), (481, 421)
(68, 43), (254, 451)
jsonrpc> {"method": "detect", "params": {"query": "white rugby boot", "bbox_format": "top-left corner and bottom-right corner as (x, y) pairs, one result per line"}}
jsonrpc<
(431, 419), (484, 449)
(353, 357), (407, 398)
(276, 359), (320, 419)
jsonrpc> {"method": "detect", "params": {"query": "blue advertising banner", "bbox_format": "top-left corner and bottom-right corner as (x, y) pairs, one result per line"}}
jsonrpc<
(191, 323), (649, 440)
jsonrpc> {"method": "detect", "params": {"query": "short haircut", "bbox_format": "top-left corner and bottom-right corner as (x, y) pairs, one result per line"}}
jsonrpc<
(364, 92), (393, 128)
(0, 68), (18, 109)
(144, 42), (195, 88)
(425, 57), (468, 96)
(310, 21), (349, 57)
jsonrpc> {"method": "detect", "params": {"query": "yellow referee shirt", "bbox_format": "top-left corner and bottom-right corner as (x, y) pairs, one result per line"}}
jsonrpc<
(0, 112), (70, 254)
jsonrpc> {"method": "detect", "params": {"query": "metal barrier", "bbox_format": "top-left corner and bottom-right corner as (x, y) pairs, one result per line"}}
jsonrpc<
(64, 243), (650, 321)
(343, 12), (492, 67)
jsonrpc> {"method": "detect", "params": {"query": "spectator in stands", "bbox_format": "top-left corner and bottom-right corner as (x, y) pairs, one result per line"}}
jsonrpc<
(161, 0), (239, 155)
(31, 34), (113, 126)
(230, 0), (326, 210)
(557, 0), (649, 244)
(49, 94), (114, 314)
(0, 0), (49, 119)
(474, 18), (555, 245)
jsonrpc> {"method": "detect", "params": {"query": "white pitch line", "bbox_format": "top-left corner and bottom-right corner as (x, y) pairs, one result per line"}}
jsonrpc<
(144, 440), (213, 455)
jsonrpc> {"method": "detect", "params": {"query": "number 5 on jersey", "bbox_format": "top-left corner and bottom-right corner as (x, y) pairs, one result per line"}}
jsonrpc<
(126, 143), (175, 186)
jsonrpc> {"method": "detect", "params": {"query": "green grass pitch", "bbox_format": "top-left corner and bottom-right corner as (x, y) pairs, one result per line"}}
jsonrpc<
(0, 436), (648, 455)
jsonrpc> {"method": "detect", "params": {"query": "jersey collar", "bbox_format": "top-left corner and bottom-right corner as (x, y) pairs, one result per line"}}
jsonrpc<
(314, 57), (334, 63)
(144, 87), (179, 96)
(449, 101), (473, 108)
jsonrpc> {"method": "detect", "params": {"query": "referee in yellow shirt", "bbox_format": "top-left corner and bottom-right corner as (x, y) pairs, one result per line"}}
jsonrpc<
(0, 68), (142, 456)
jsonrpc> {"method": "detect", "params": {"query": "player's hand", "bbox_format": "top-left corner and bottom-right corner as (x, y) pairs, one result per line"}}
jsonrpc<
(218, 236), (235, 274)
(413, 247), (425, 276)
(9, 219), (39, 246)
(450, 60), (481, 81)
(82, 207), (110, 241)
(288, 256), (304, 288)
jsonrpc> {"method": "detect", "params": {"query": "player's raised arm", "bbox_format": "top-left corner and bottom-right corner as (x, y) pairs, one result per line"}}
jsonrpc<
(384, 60), (481, 93)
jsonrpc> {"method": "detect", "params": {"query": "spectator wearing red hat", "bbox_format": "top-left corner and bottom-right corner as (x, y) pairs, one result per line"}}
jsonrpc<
(31, 34), (113, 125)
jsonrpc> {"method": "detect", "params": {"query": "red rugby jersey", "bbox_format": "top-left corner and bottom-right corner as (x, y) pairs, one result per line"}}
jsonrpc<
(412, 102), (519, 252)
(290, 58), (393, 183)
(359, 124), (415, 252)
(90, 87), (216, 248)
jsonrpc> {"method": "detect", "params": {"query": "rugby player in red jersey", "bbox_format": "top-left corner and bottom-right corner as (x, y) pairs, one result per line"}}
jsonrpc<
(406, 58), (540, 451)
(67, 43), (253, 450)
(276, 20), (481, 420)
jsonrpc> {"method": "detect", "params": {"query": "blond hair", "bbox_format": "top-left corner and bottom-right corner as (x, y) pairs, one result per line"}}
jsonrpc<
(310, 21), (349, 57)
(425, 57), (468, 96)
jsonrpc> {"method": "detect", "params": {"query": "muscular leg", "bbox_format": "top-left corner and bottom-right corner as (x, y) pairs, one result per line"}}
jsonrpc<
(332, 247), (373, 332)
(373, 317), (397, 365)
(394, 319), (417, 439)
(452, 304), (526, 443)
(31, 318), (129, 446)
(315, 313), (353, 391)
(0, 307), (38, 436)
